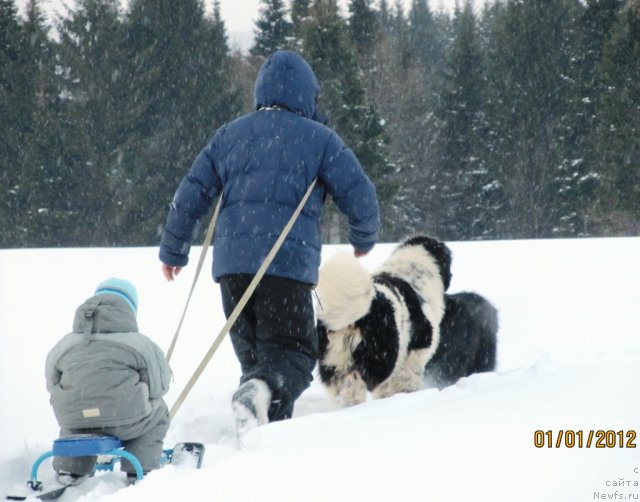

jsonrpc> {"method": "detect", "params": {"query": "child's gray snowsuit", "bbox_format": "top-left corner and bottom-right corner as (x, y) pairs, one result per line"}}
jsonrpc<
(45, 294), (172, 475)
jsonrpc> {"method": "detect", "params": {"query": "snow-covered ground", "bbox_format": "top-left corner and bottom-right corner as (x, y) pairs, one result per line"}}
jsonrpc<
(1, 237), (639, 501)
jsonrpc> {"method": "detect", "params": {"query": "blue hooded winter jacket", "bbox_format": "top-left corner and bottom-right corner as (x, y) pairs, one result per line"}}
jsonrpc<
(159, 51), (381, 285)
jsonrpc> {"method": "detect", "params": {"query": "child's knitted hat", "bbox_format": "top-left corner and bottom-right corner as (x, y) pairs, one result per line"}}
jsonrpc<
(95, 278), (138, 313)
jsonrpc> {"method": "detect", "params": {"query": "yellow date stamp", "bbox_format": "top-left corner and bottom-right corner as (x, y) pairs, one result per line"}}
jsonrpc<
(533, 430), (637, 449)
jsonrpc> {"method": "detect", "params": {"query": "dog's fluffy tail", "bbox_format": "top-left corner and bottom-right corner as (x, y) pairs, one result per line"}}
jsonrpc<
(316, 252), (375, 331)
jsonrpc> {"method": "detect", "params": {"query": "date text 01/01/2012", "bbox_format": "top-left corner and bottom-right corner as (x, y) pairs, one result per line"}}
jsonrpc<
(533, 430), (637, 449)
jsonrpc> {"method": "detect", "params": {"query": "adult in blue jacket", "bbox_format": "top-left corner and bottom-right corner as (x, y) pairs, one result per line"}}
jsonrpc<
(159, 50), (380, 435)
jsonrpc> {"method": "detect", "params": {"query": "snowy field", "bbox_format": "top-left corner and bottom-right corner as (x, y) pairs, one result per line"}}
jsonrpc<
(1, 237), (639, 501)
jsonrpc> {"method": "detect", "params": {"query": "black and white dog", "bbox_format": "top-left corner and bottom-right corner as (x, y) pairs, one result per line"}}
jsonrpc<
(315, 235), (497, 406)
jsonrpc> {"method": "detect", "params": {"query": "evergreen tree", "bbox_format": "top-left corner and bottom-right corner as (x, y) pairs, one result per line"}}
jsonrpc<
(120, 0), (241, 244)
(350, 0), (443, 239)
(378, 0), (393, 34)
(348, 0), (380, 58)
(0, 0), (26, 158)
(54, 0), (131, 245)
(368, 1), (456, 239)
(21, 0), (57, 122)
(17, 0), (70, 246)
(407, 0), (445, 74)
(431, 1), (503, 240)
(367, 36), (438, 239)
(291, 0), (311, 25)
(594, 0), (640, 233)
(212, 0), (227, 49)
(577, 0), (624, 78)
(548, 0), (623, 236)
(301, 0), (393, 241)
(5, 0), (637, 246)
(290, 0), (311, 50)
(392, 0), (412, 69)
(0, 0), (29, 245)
(1, 0), (68, 246)
(208, 0), (242, 124)
(348, 0), (383, 105)
(482, 0), (581, 238)
(250, 0), (292, 57)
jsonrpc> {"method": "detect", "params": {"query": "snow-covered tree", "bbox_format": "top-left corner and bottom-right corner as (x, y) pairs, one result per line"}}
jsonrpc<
(593, 0), (640, 233)
(302, 0), (393, 241)
(430, 1), (504, 240)
(251, 0), (291, 57)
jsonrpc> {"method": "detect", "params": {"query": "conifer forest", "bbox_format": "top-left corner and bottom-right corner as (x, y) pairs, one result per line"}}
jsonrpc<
(1, 0), (639, 247)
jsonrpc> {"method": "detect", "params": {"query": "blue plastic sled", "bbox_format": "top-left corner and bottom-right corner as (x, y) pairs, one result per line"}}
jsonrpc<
(6, 436), (203, 500)
(28, 435), (147, 491)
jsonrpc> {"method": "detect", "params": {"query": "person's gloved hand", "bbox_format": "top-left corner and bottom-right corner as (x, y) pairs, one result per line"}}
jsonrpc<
(353, 248), (367, 258)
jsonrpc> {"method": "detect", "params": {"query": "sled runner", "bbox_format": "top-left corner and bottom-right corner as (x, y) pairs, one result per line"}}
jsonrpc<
(6, 435), (204, 500)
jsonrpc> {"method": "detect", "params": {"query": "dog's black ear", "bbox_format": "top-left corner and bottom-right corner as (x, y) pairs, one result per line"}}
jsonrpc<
(317, 319), (330, 357)
(436, 244), (452, 291)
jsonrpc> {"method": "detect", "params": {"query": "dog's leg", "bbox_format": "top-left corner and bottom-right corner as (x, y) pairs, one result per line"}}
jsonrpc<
(371, 378), (398, 399)
(337, 371), (367, 406)
(372, 349), (429, 399)
(372, 370), (423, 399)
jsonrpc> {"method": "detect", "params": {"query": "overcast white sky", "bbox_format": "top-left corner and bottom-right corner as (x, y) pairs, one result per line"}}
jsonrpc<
(216, 0), (483, 32)
(219, 0), (488, 48)
(16, 0), (487, 51)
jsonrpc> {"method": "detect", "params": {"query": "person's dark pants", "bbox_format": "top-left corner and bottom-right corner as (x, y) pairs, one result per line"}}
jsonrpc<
(220, 274), (318, 422)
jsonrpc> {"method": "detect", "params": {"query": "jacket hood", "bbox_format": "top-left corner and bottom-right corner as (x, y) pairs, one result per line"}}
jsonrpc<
(254, 51), (320, 119)
(72, 295), (138, 334)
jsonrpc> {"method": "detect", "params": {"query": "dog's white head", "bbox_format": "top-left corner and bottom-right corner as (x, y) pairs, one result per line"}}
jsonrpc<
(316, 252), (375, 332)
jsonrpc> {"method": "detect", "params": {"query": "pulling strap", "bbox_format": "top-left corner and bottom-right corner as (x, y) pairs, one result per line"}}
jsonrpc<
(166, 195), (223, 363)
(169, 178), (318, 419)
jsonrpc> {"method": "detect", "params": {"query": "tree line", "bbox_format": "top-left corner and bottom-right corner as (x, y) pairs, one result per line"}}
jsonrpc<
(1, 0), (638, 248)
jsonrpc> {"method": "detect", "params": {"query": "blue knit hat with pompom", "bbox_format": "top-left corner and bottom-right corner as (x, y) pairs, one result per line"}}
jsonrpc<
(95, 278), (138, 313)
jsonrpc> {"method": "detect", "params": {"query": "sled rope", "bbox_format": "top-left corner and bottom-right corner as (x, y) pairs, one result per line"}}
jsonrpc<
(169, 178), (318, 420)
(166, 195), (223, 363)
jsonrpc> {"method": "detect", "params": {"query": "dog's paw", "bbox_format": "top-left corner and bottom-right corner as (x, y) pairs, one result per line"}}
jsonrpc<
(373, 368), (424, 399)
(338, 372), (367, 407)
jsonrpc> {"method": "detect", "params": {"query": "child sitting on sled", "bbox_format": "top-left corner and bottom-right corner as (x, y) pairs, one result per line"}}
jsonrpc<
(45, 278), (172, 486)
